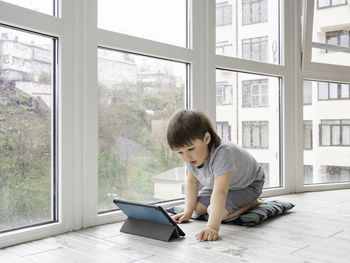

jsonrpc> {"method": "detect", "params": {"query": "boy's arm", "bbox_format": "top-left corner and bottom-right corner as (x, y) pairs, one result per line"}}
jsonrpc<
(172, 170), (199, 223)
(207, 172), (231, 230)
(184, 170), (199, 214)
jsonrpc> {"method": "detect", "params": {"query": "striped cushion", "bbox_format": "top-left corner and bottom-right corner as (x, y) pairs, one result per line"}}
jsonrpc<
(166, 200), (294, 226)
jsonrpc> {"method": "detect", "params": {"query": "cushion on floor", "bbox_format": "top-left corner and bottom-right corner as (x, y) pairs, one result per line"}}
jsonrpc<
(166, 200), (294, 226)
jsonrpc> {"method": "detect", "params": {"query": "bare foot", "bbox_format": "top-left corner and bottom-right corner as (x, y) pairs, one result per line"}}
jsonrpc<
(250, 198), (263, 208)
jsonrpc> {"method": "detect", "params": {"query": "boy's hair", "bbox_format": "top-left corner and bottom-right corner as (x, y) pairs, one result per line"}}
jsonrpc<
(167, 109), (221, 150)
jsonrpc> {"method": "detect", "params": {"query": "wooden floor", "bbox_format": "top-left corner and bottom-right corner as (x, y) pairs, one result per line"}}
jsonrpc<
(1, 189), (350, 263)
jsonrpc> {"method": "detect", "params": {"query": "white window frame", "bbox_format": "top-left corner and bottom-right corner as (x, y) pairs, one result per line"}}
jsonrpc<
(0, 0), (75, 247)
(300, 0), (350, 192)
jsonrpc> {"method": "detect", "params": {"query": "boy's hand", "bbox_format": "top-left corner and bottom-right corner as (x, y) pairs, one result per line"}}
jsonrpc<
(196, 226), (219, 241)
(171, 212), (192, 223)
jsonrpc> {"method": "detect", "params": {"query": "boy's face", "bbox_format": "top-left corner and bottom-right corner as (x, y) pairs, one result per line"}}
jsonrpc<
(174, 133), (211, 167)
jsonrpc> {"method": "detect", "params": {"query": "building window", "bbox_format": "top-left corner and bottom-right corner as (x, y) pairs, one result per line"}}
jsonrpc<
(216, 81), (233, 105)
(317, 0), (348, 8)
(242, 121), (269, 149)
(318, 81), (350, 100)
(216, 121), (231, 142)
(242, 36), (268, 62)
(319, 120), (350, 146)
(216, 2), (232, 26)
(303, 80), (312, 105)
(242, 0), (268, 25)
(216, 41), (233, 56)
(260, 162), (270, 187)
(304, 165), (314, 184)
(326, 30), (350, 53)
(304, 120), (313, 150)
(242, 79), (269, 107)
(321, 165), (350, 182)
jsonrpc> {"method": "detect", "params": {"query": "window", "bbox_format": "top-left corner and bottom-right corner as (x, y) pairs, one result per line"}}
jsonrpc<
(216, 70), (280, 188)
(98, 0), (187, 47)
(0, 0), (56, 15)
(304, 165), (314, 184)
(326, 30), (350, 53)
(216, 41), (233, 55)
(242, 79), (269, 107)
(311, 5), (350, 66)
(0, 26), (56, 232)
(242, 36), (268, 62)
(242, 0), (268, 25)
(304, 120), (313, 150)
(242, 121), (269, 149)
(216, 2), (233, 26)
(216, 81), (233, 105)
(260, 162), (270, 187)
(98, 48), (187, 212)
(318, 81), (350, 100)
(320, 120), (350, 146)
(320, 165), (350, 183)
(303, 80), (312, 105)
(216, 0), (280, 64)
(317, 0), (347, 8)
(216, 121), (231, 141)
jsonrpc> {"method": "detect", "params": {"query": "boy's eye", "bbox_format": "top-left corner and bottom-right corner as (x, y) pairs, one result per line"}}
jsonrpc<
(188, 147), (195, 151)
(177, 151), (183, 155)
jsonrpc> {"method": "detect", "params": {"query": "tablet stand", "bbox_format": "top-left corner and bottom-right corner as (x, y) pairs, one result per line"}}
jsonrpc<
(121, 218), (181, 242)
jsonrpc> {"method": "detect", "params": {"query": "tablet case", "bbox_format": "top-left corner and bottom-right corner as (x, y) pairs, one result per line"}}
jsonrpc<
(113, 199), (185, 242)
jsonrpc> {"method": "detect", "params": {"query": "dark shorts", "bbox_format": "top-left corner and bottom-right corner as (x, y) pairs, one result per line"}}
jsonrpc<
(197, 177), (265, 214)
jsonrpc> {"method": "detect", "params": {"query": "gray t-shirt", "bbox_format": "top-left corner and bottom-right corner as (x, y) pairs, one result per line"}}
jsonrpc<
(185, 141), (264, 190)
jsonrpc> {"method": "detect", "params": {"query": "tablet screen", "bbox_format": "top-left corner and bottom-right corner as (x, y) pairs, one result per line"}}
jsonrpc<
(114, 199), (173, 226)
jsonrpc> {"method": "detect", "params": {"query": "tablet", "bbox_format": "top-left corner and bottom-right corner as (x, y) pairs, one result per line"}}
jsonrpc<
(113, 199), (185, 237)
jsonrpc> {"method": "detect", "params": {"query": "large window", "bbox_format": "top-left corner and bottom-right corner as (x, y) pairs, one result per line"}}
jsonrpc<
(216, 70), (280, 188)
(242, 0), (268, 25)
(98, 0), (187, 47)
(303, 80), (350, 185)
(98, 48), (187, 212)
(0, 26), (56, 232)
(216, 0), (280, 64)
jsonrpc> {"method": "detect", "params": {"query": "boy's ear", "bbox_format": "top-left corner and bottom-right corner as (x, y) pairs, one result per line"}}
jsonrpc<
(204, 132), (211, 145)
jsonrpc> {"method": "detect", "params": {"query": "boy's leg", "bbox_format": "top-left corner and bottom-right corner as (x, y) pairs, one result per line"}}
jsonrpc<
(194, 201), (208, 215)
(221, 199), (263, 221)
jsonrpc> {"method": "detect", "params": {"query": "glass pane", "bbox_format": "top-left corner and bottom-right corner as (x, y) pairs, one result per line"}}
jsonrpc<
(0, 0), (55, 16)
(216, 0), (281, 65)
(303, 80), (312, 104)
(98, 0), (187, 47)
(98, 48), (187, 212)
(343, 125), (350, 145)
(318, 82), (328, 99)
(341, 84), (349, 98)
(0, 26), (55, 232)
(312, 4), (350, 66)
(216, 70), (281, 188)
(303, 80), (350, 185)
(329, 83), (338, 98)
